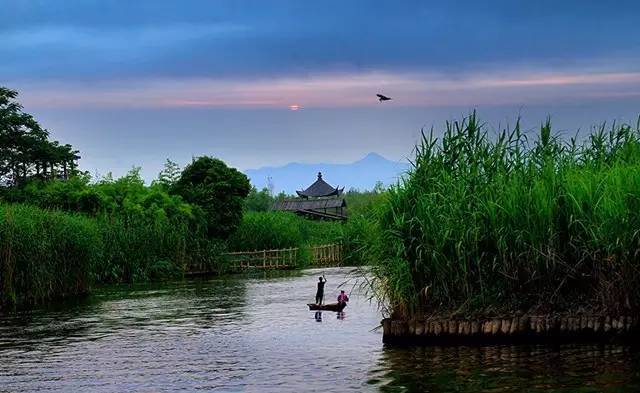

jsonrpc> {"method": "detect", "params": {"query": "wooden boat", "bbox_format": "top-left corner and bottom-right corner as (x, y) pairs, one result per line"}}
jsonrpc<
(307, 302), (347, 312)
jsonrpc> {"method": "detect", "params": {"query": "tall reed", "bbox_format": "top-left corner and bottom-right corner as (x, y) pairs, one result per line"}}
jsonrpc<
(0, 204), (101, 305)
(374, 112), (640, 318)
(0, 202), (228, 307)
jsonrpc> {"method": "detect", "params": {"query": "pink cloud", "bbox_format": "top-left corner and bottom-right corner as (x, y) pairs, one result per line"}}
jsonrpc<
(15, 69), (640, 109)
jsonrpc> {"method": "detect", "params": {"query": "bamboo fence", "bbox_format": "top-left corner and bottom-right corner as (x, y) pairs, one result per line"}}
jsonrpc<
(225, 247), (298, 271)
(309, 243), (342, 266)
(186, 243), (343, 275)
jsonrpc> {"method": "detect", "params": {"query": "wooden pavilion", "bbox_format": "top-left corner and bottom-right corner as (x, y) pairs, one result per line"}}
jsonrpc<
(273, 172), (347, 220)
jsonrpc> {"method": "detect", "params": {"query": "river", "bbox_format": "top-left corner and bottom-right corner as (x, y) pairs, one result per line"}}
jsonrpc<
(1, 267), (639, 392)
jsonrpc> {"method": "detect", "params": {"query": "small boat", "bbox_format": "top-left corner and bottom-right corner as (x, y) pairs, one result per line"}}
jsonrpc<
(307, 302), (347, 312)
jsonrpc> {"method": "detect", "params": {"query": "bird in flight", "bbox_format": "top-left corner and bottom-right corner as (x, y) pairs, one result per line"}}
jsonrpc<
(377, 94), (392, 102)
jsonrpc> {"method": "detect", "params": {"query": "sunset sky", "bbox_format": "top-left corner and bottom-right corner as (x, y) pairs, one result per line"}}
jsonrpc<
(2, 0), (640, 180)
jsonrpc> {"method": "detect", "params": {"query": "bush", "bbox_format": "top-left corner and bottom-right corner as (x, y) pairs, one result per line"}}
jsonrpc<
(172, 156), (251, 239)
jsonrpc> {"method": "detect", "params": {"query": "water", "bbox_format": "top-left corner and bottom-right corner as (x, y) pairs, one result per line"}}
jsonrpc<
(1, 267), (639, 392)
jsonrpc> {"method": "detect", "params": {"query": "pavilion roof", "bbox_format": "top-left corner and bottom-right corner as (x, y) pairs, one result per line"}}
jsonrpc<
(296, 172), (344, 198)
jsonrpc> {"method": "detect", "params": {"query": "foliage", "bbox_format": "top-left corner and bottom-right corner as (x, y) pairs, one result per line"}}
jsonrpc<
(345, 183), (388, 216)
(172, 156), (251, 238)
(228, 211), (344, 266)
(2, 168), (201, 225)
(154, 159), (182, 191)
(372, 112), (640, 318)
(244, 186), (273, 212)
(0, 204), (101, 305)
(0, 87), (80, 187)
(228, 211), (306, 251)
(0, 201), (231, 306)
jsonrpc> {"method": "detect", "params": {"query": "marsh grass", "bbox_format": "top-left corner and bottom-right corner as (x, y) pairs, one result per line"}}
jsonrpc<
(0, 203), (228, 306)
(227, 211), (343, 266)
(0, 204), (101, 305)
(374, 112), (640, 318)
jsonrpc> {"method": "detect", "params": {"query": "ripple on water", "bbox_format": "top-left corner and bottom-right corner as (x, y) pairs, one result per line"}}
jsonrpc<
(1, 267), (640, 392)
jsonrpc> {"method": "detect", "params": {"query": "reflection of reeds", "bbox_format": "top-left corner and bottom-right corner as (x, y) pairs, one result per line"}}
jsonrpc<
(373, 112), (640, 318)
(373, 344), (635, 392)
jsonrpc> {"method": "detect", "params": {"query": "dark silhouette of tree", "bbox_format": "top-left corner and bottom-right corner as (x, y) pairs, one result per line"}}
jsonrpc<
(0, 87), (80, 187)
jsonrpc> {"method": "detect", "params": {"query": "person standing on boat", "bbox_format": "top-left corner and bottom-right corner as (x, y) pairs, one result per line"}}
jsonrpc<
(337, 290), (349, 307)
(315, 275), (327, 305)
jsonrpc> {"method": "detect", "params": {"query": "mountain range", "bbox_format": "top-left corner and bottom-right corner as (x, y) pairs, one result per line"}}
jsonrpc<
(244, 152), (409, 195)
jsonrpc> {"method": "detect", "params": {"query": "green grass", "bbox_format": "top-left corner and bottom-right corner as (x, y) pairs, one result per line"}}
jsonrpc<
(0, 203), (228, 307)
(227, 211), (343, 266)
(372, 112), (640, 318)
(227, 209), (384, 267)
(0, 204), (101, 305)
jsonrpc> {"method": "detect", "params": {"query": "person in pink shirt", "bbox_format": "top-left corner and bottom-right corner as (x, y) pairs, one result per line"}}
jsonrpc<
(337, 290), (349, 306)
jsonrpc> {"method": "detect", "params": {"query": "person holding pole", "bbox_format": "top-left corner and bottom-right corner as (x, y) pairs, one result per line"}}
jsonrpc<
(315, 274), (327, 305)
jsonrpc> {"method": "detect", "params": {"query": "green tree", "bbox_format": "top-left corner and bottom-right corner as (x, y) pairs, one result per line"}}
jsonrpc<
(172, 156), (250, 238)
(244, 186), (273, 212)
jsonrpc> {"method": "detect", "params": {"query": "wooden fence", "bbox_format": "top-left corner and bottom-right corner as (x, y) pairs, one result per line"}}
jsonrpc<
(186, 243), (343, 275)
(310, 243), (342, 266)
(225, 247), (298, 271)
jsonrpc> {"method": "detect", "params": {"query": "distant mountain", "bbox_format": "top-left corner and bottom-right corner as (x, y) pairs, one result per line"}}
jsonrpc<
(245, 152), (409, 195)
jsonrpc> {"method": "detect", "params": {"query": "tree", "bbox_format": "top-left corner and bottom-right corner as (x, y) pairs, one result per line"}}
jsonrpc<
(155, 159), (181, 190)
(244, 186), (273, 212)
(172, 156), (250, 238)
(0, 87), (80, 187)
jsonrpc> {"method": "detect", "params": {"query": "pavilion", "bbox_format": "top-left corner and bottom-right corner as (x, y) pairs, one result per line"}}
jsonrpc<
(273, 172), (347, 220)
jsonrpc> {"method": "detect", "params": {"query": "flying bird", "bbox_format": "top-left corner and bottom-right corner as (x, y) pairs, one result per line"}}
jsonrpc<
(377, 94), (392, 102)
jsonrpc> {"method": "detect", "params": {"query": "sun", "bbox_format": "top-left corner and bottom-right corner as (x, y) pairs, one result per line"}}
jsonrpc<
(288, 104), (300, 111)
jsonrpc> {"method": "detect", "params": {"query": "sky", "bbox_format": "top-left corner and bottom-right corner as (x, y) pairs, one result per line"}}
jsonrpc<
(2, 0), (640, 181)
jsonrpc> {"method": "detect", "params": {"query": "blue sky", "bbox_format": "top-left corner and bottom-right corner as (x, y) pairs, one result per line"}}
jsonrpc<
(2, 1), (640, 180)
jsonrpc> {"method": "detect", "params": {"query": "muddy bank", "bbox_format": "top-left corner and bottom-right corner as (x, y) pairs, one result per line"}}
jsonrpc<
(382, 315), (639, 345)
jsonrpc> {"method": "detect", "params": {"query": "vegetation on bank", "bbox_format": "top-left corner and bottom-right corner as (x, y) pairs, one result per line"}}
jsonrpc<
(0, 86), (383, 307)
(231, 188), (386, 266)
(0, 87), (250, 306)
(8, 76), (638, 323)
(371, 112), (640, 319)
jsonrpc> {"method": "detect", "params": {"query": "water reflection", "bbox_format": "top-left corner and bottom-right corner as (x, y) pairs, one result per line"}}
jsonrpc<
(2, 268), (640, 392)
(370, 344), (640, 392)
(0, 267), (382, 392)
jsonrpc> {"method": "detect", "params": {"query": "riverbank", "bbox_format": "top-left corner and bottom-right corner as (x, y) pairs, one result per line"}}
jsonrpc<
(368, 113), (640, 345)
(0, 202), (353, 309)
(382, 314), (639, 345)
(0, 203), (228, 308)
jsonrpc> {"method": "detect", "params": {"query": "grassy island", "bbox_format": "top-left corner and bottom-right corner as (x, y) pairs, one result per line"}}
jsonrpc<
(372, 112), (640, 321)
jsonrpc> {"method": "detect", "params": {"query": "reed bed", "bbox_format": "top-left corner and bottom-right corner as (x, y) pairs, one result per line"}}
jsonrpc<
(374, 112), (640, 318)
(0, 203), (227, 307)
(0, 204), (101, 305)
(227, 211), (343, 266)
